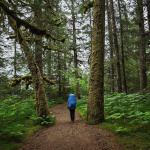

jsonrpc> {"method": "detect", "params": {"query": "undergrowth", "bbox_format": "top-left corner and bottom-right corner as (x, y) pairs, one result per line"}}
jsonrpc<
(48, 97), (66, 107)
(77, 93), (150, 150)
(0, 95), (59, 150)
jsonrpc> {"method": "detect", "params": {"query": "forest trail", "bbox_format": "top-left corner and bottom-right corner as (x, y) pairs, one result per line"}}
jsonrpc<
(19, 104), (123, 150)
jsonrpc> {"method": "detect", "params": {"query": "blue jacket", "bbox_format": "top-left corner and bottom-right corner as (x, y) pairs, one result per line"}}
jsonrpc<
(68, 94), (77, 109)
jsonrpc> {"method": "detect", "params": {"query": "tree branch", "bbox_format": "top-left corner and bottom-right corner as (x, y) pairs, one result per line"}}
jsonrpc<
(10, 75), (56, 89)
(83, 1), (94, 14)
(43, 45), (62, 52)
(0, 1), (65, 43)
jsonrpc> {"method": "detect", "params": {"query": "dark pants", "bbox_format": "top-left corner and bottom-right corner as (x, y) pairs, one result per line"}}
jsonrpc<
(70, 109), (75, 122)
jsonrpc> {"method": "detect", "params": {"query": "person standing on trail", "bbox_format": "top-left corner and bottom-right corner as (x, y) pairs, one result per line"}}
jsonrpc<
(67, 94), (77, 122)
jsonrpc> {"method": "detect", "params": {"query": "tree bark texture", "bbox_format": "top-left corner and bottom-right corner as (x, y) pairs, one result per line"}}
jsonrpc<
(58, 51), (62, 97)
(0, 0), (50, 117)
(137, 0), (147, 91)
(34, 0), (43, 76)
(71, 0), (80, 99)
(118, 0), (127, 94)
(47, 49), (52, 78)
(110, 0), (122, 93)
(87, 0), (105, 124)
(147, 0), (150, 35)
(106, 0), (114, 93)
(14, 40), (17, 76)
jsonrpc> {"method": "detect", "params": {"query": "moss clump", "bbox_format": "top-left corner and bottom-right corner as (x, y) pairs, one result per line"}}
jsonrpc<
(43, 45), (62, 52)
(21, 75), (32, 81)
(43, 76), (55, 85)
(9, 78), (21, 86)
(83, 1), (94, 14)
(25, 37), (41, 41)
(54, 18), (66, 27)
(60, 38), (66, 43)
(7, 35), (16, 39)
(55, 21), (62, 27)
(25, 80), (33, 90)
(10, 75), (55, 88)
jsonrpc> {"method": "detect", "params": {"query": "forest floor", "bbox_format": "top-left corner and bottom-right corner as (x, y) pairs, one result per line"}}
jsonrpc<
(18, 104), (124, 150)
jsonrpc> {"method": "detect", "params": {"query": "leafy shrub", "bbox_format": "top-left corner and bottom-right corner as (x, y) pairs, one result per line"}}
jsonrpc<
(105, 93), (150, 126)
(0, 96), (36, 142)
(31, 114), (56, 126)
(76, 93), (150, 149)
(48, 97), (66, 107)
(76, 96), (88, 120)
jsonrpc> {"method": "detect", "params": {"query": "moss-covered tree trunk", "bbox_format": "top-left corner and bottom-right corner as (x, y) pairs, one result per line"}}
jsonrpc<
(16, 31), (50, 117)
(1, 0), (50, 117)
(110, 0), (122, 93)
(106, 0), (114, 93)
(118, 0), (127, 94)
(71, 0), (81, 99)
(137, 0), (147, 91)
(14, 41), (17, 76)
(147, 0), (150, 35)
(87, 0), (105, 124)
(58, 51), (62, 97)
(34, 0), (43, 76)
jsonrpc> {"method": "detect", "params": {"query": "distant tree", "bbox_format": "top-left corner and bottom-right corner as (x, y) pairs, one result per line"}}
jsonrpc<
(146, 0), (150, 35)
(136, 0), (147, 91)
(110, 0), (122, 93)
(106, 0), (114, 92)
(118, 0), (127, 94)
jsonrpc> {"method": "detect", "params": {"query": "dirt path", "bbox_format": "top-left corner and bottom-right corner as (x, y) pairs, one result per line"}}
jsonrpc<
(19, 104), (123, 150)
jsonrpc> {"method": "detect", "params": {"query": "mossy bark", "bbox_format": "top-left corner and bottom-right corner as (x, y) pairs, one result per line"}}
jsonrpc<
(34, 0), (43, 76)
(87, 0), (105, 124)
(71, 0), (80, 99)
(106, 0), (114, 93)
(1, 0), (50, 117)
(147, 0), (150, 35)
(118, 0), (127, 94)
(137, 0), (147, 91)
(110, 0), (122, 93)
(19, 34), (50, 117)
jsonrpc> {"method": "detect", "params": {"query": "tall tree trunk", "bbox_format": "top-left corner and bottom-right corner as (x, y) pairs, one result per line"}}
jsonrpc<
(1, 0), (50, 117)
(14, 40), (17, 77)
(34, 0), (43, 76)
(90, 9), (93, 55)
(137, 0), (147, 91)
(55, 1), (62, 98)
(147, 0), (150, 35)
(106, 0), (114, 92)
(87, 0), (105, 124)
(110, 0), (122, 93)
(58, 51), (62, 97)
(62, 45), (67, 99)
(71, 0), (80, 99)
(47, 49), (52, 78)
(118, 0), (127, 94)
